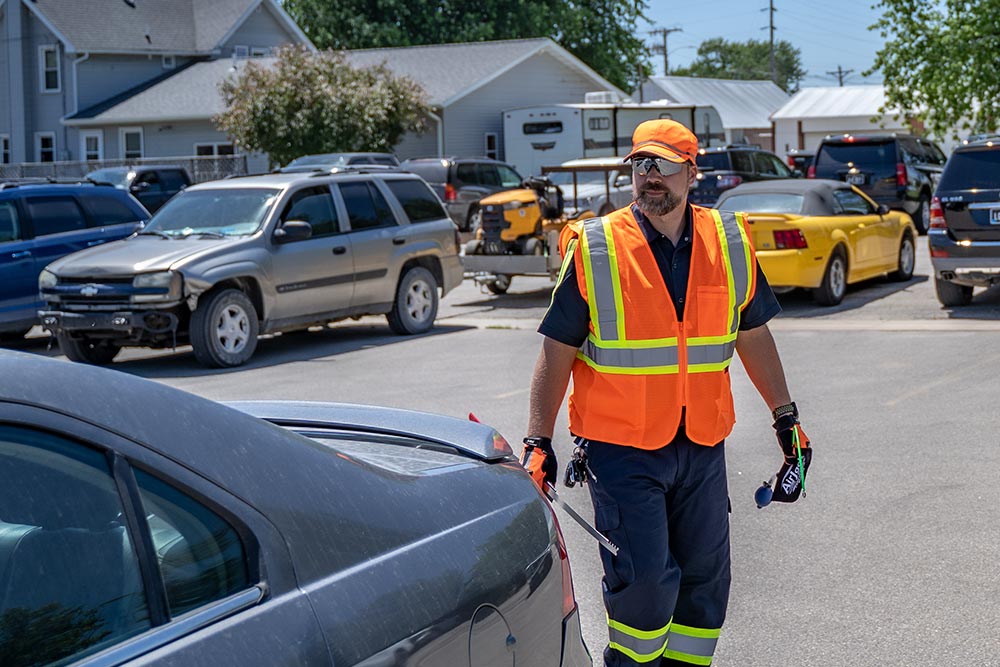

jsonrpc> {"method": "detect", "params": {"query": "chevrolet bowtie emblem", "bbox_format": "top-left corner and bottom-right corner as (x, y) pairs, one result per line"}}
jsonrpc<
(79, 284), (99, 297)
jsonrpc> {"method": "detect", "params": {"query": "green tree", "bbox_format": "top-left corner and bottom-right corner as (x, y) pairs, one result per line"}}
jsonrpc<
(671, 37), (806, 92)
(215, 45), (430, 166)
(869, 0), (1000, 139)
(281, 0), (651, 92)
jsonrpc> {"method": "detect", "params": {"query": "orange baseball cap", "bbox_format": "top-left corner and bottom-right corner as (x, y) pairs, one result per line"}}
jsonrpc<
(624, 119), (698, 165)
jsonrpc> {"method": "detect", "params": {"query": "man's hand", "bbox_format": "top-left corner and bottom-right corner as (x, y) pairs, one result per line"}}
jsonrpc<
(520, 436), (557, 491)
(770, 404), (812, 503)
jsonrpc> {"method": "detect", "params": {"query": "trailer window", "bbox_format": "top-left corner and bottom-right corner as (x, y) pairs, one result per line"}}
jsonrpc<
(588, 117), (611, 131)
(523, 122), (562, 135)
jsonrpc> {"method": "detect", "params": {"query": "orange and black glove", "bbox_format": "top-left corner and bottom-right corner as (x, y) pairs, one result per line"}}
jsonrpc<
(770, 403), (812, 503)
(520, 436), (557, 491)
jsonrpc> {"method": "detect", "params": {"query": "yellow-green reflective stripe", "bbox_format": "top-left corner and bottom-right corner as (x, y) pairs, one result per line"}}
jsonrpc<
(601, 218), (627, 342)
(687, 360), (732, 374)
(608, 618), (670, 663)
(734, 212), (754, 309)
(581, 218), (620, 341)
(716, 210), (753, 334)
(661, 649), (713, 666)
(663, 624), (720, 665)
(711, 209), (738, 335)
(547, 237), (578, 309)
(576, 352), (679, 375)
(580, 338), (679, 368)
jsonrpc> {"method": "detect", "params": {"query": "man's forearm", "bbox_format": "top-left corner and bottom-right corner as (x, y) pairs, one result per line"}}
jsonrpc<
(526, 337), (578, 437)
(735, 324), (792, 412)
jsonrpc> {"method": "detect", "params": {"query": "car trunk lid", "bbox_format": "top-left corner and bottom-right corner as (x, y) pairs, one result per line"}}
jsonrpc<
(743, 213), (805, 250)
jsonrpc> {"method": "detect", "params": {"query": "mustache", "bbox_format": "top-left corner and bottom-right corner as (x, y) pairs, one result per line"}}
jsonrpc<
(639, 184), (667, 193)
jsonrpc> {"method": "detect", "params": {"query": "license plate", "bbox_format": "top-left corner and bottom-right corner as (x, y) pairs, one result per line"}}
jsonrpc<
(847, 173), (865, 186)
(990, 208), (1000, 224)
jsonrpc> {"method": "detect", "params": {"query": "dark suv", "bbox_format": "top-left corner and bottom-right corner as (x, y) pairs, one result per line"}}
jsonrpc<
(0, 181), (148, 343)
(810, 134), (946, 234)
(691, 145), (797, 207)
(86, 165), (192, 213)
(400, 157), (523, 231)
(928, 137), (1000, 306)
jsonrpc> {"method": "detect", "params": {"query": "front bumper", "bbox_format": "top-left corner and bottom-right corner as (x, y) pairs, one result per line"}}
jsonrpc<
(38, 309), (179, 335)
(928, 229), (1000, 286)
(755, 249), (827, 289)
(560, 606), (591, 667)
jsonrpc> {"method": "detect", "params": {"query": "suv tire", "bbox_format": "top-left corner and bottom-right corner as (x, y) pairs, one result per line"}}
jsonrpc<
(890, 232), (916, 282)
(813, 247), (848, 306)
(934, 276), (973, 307)
(387, 267), (438, 335)
(914, 193), (931, 235)
(57, 332), (120, 365)
(190, 288), (259, 367)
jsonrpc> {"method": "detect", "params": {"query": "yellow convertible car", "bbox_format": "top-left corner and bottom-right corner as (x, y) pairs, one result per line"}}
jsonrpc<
(715, 179), (917, 305)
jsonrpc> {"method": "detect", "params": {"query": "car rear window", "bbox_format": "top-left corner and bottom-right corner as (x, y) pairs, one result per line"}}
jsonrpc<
(80, 191), (147, 225)
(402, 162), (447, 184)
(936, 148), (1000, 191)
(384, 179), (447, 223)
(696, 153), (730, 171)
(816, 141), (896, 175)
(716, 193), (804, 214)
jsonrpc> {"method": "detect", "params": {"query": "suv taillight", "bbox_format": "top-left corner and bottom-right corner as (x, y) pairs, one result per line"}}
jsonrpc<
(807, 165), (816, 178)
(717, 175), (743, 190)
(929, 196), (947, 229)
(774, 229), (808, 249)
(444, 183), (457, 201)
(896, 162), (908, 187)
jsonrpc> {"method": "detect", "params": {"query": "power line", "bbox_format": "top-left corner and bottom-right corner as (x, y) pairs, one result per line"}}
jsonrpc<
(825, 64), (855, 86)
(649, 27), (683, 76)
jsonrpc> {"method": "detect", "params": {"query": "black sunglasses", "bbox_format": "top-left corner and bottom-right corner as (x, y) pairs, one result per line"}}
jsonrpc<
(631, 156), (685, 177)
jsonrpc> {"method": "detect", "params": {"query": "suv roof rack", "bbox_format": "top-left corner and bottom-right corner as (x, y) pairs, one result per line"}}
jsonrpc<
(961, 133), (1000, 146)
(0, 176), (114, 190)
(306, 165), (406, 177)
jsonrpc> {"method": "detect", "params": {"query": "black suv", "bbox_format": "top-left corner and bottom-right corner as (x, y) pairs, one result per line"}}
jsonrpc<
(810, 134), (946, 234)
(400, 157), (523, 231)
(85, 165), (192, 213)
(928, 136), (1000, 306)
(691, 145), (797, 207)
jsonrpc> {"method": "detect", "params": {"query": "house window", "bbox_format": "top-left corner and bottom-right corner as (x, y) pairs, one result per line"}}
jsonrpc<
(484, 132), (498, 160)
(195, 143), (236, 157)
(80, 131), (103, 161)
(250, 47), (270, 57)
(1, 135), (9, 164)
(120, 128), (143, 159)
(233, 45), (249, 58)
(35, 132), (56, 162)
(39, 45), (61, 93)
(162, 55), (176, 69)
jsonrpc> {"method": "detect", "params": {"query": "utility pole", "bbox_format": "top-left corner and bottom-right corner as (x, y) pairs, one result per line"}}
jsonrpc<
(766, 0), (777, 84)
(826, 65), (854, 86)
(649, 27), (682, 76)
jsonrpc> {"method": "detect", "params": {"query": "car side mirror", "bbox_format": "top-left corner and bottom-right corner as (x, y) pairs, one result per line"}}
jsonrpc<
(613, 174), (631, 188)
(274, 220), (312, 243)
(877, 204), (890, 215)
(130, 181), (150, 193)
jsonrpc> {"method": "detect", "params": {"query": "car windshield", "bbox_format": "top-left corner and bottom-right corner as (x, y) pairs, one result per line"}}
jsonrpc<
(86, 168), (129, 188)
(717, 193), (805, 214)
(936, 149), (1000, 191)
(143, 188), (279, 236)
(816, 141), (896, 174)
(287, 155), (349, 167)
(546, 170), (611, 187)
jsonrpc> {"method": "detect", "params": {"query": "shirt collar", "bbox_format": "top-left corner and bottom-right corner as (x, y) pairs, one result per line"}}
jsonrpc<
(630, 203), (692, 247)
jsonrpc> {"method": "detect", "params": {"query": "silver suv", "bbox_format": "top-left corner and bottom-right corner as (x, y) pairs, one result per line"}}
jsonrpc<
(39, 169), (464, 367)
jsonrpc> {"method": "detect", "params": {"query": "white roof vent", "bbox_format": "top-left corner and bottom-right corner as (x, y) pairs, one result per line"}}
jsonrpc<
(584, 90), (621, 104)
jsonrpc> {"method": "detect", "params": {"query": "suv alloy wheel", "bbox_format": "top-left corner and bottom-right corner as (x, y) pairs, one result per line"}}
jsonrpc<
(190, 289), (259, 367)
(387, 267), (439, 335)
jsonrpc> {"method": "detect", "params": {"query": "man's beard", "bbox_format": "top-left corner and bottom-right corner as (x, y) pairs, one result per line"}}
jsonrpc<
(635, 183), (684, 216)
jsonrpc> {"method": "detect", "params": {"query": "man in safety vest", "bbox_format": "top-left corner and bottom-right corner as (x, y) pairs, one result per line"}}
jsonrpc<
(520, 118), (811, 666)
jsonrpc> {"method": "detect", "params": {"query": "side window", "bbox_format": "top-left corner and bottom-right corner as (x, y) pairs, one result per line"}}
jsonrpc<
(730, 151), (754, 173)
(832, 189), (875, 215)
(80, 193), (145, 226)
(385, 179), (448, 223)
(497, 165), (522, 188)
(371, 156), (397, 166)
(455, 163), (479, 185)
(0, 426), (151, 665)
(158, 171), (188, 191)
(280, 186), (339, 237)
(752, 152), (779, 176)
(136, 171), (163, 193)
(922, 140), (947, 165)
(25, 196), (88, 236)
(899, 139), (923, 164)
(133, 469), (249, 617)
(0, 201), (21, 242)
(339, 181), (397, 231)
(477, 164), (501, 187)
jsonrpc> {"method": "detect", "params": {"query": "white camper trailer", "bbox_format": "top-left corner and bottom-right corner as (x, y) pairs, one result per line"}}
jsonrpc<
(503, 102), (724, 176)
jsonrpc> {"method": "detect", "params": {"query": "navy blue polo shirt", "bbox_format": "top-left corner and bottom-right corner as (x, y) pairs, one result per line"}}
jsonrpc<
(539, 204), (781, 347)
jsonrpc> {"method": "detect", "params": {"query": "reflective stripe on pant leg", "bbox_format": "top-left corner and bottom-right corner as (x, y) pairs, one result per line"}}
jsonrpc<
(663, 624), (721, 665)
(608, 617), (670, 663)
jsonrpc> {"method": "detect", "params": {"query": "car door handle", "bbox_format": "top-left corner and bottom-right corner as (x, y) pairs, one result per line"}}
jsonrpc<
(332, 246), (347, 255)
(392, 238), (406, 245)
(11, 250), (31, 259)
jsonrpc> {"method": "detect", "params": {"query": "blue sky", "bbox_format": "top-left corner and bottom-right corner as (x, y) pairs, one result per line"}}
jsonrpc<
(641, 0), (886, 86)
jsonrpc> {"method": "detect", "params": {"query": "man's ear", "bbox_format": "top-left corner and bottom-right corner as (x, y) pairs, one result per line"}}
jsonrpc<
(688, 164), (699, 185)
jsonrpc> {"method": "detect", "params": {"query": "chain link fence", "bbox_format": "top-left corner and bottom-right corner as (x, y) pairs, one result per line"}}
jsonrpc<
(0, 154), (250, 184)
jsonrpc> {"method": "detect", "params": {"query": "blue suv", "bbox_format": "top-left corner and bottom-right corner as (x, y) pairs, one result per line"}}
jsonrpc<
(0, 181), (148, 343)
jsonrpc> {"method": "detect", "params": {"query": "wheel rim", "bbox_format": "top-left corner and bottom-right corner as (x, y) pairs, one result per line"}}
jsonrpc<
(921, 200), (930, 229)
(405, 278), (433, 323)
(900, 237), (915, 275)
(831, 257), (847, 298)
(216, 304), (250, 353)
(494, 275), (511, 290)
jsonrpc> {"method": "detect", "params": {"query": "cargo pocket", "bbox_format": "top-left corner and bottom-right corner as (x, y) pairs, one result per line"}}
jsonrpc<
(594, 503), (633, 588)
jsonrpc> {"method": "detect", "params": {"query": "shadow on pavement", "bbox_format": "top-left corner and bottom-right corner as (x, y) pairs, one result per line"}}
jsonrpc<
(773, 273), (929, 317)
(450, 287), (554, 310)
(940, 283), (1000, 319)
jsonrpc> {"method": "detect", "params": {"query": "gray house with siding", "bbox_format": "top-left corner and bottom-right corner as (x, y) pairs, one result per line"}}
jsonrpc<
(51, 37), (624, 168)
(0, 0), (309, 167)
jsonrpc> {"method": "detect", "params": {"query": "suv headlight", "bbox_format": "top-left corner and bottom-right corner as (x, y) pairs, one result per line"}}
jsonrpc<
(132, 271), (180, 303)
(39, 270), (57, 290)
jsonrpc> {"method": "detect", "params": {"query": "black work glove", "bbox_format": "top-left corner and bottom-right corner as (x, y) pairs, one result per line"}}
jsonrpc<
(520, 436), (557, 491)
(770, 404), (812, 503)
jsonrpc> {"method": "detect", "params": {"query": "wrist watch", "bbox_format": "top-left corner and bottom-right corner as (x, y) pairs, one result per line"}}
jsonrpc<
(523, 436), (552, 450)
(771, 402), (798, 421)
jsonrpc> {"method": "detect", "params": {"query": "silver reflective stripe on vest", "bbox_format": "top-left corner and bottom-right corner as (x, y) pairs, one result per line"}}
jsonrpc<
(686, 340), (736, 366)
(581, 217), (620, 341)
(716, 210), (751, 335)
(581, 338), (679, 369)
(609, 626), (669, 663)
(664, 627), (719, 662)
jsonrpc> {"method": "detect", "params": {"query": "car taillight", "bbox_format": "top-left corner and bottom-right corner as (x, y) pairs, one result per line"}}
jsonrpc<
(554, 514), (577, 618)
(444, 183), (457, 201)
(896, 162), (907, 187)
(929, 196), (947, 229)
(787, 156), (796, 168)
(773, 229), (808, 249)
(716, 175), (743, 190)
(807, 165), (816, 178)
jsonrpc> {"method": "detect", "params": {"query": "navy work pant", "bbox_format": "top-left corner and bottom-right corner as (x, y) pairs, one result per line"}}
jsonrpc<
(585, 434), (731, 666)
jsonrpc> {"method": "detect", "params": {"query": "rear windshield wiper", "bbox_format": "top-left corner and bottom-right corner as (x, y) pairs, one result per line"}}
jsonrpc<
(138, 229), (173, 239)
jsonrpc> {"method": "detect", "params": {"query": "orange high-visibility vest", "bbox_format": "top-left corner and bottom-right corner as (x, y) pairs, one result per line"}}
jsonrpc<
(564, 204), (756, 448)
